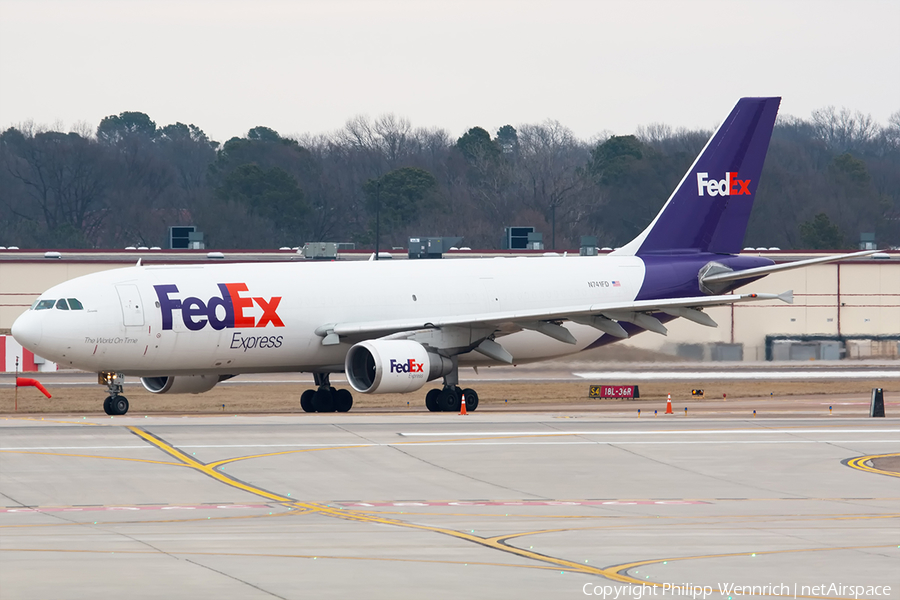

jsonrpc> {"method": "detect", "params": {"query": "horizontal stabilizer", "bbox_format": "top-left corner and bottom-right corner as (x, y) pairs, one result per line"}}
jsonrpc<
(701, 250), (880, 285)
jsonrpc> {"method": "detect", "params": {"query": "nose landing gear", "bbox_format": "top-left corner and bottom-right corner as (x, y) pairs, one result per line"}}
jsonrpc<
(100, 372), (129, 416)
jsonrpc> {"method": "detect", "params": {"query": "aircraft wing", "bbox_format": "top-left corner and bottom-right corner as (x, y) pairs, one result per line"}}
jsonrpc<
(321, 290), (793, 347)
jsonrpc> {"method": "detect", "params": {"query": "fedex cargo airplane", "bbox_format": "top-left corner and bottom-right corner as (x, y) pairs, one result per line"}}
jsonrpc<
(11, 97), (874, 415)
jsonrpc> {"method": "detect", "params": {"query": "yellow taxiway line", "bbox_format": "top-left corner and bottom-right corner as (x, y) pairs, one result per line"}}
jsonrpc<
(122, 425), (898, 594)
(845, 452), (900, 478)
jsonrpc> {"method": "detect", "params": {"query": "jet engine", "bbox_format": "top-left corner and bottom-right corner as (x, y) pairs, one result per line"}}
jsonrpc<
(345, 340), (453, 394)
(141, 374), (226, 394)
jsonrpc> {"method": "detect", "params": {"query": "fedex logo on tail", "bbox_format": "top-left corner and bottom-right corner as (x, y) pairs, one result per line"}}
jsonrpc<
(154, 284), (284, 331)
(696, 172), (751, 197)
(390, 359), (424, 374)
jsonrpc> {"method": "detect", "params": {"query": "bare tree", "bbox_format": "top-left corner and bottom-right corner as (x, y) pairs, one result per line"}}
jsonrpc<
(811, 106), (879, 154)
(2, 128), (112, 246)
(516, 120), (591, 248)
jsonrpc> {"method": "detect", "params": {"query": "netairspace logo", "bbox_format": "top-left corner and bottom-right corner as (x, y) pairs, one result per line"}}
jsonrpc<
(696, 172), (751, 197)
(582, 582), (893, 599)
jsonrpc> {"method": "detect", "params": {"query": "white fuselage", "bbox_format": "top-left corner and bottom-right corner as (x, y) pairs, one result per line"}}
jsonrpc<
(13, 255), (647, 376)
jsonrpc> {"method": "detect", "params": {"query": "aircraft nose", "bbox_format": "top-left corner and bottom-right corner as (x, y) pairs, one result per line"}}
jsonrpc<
(11, 311), (43, 350)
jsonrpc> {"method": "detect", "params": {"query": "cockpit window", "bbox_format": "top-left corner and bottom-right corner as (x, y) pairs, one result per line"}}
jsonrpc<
(56, 299), (70, 310)
(67, 298), (84, 310)
(34, 299), (55, 310)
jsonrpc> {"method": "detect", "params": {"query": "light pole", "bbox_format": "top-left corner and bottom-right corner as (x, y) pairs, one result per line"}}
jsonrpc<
(374, 180), (381, 260)
(551, 202), (556, 250)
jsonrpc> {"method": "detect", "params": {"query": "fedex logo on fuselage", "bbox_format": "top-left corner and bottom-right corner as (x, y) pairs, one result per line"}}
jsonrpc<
(390, 359), (424, 374)
(154, 283), (284, 331)
(696, 172), (751, 197)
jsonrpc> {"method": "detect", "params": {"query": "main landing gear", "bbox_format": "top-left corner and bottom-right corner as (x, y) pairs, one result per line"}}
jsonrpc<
(100, 371), (129, 416)
(301, 373), (354, 413)
(424, 359), (479, 412)
(425, 386), (479, 412)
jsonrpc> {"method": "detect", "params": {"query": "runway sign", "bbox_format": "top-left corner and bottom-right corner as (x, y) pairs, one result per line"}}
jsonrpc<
(590, 385), (639, 399)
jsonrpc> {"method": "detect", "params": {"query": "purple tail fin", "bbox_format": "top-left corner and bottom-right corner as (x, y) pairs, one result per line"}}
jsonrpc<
(614, 97), (780, 256)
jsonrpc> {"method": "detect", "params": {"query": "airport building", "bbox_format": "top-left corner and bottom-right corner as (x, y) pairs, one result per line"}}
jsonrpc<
(1, 248), (897, 371)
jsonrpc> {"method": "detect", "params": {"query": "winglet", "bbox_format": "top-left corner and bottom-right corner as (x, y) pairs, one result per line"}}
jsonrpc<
(778, 290), (794, 304)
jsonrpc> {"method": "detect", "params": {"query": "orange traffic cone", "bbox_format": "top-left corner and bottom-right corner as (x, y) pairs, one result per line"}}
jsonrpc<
(665, 394), (673, 414)
(459, 393), (468, 415)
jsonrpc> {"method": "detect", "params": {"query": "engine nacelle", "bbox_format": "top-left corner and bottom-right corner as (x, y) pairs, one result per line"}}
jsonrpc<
(345, 340), (453, 394)
(141, 374), (223, 394)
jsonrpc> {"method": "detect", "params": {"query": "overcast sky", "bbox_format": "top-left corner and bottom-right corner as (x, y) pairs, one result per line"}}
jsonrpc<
(1, 0), (897, 143)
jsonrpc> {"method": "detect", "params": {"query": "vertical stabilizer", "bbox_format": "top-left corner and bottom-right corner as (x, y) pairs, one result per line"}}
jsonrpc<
(613, 97), (780, 256)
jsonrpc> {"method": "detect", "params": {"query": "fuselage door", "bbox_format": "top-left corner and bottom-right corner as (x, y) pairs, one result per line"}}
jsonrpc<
(116, 284), (145, 327)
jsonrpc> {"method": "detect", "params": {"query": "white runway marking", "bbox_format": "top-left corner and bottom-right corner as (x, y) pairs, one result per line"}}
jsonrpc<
(573, 370), (900, 380)
(395, 440), (898, 446)
(1, 445), (153, 450)
(398, 429), (900, 436)
(4, 440), (896, 451)
(3, 429), (897, 451)
(0, 504), (270, 513)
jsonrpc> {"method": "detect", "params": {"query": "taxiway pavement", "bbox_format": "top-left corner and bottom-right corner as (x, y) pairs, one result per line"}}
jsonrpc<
(1, 413), (898, 599)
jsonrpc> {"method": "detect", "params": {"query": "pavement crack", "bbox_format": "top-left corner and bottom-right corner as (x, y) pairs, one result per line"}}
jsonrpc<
(0, 490), (27, 507)
(0, 484), (109, 527)
(386, 444), (542, 499)
(182, 557), (289, 599)
(606, 442), (802, 499)
(331, 423), (376, 444)
(333, 423), (544, 498)
(108, 530), (183, 559)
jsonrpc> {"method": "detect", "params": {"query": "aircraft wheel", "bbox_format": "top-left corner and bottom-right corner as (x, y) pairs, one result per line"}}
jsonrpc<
(300, 389), (315, 413)
(452, 387), (463, 412)
(425, 389), (440, 412)
(335, 389), (353, 412)
(313, 387), (336, 413)
(461, 388), (479, 411)
(103, 396), (114, 415)
(111, 396), (129, 416)
(437, 388), (458, 412)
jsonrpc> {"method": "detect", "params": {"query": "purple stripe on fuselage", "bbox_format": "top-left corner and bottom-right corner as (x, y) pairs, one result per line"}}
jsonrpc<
(582, 253), (775, 351)
(635, 253), (774, 301)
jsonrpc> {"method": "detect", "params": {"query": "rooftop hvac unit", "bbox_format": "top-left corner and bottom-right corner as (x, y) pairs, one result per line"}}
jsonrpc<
(408, 237), (463, 259)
